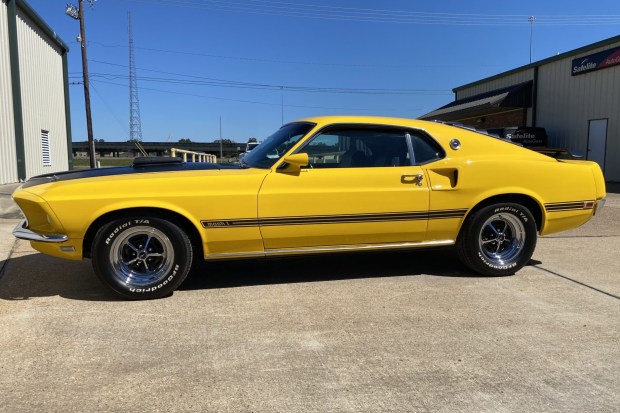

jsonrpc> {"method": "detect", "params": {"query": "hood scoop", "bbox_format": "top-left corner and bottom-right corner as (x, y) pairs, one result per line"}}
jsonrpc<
(133, 157), (183, 167)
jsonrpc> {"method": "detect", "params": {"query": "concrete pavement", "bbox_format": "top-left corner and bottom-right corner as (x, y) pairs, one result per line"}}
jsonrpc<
(0, 183), (21, 278)
(0, 183), (618, 412)
(0, 182), (21, 219)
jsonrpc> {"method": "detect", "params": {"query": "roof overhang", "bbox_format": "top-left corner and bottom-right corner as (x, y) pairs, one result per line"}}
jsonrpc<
(420, 81), (532, 121)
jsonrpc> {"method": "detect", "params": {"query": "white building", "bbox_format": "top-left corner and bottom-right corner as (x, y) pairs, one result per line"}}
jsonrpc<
(422, 35), (620, 182)
(1, 0), (72, 184)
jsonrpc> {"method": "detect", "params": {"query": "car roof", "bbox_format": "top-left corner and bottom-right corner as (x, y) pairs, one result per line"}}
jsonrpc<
(291, 115), (552, 161)
(294, 115), (433, 129)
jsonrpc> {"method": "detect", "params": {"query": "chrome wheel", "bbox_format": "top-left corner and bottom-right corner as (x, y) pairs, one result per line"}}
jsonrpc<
(478, 213), (526, 267)
(108, 226), (175, 287)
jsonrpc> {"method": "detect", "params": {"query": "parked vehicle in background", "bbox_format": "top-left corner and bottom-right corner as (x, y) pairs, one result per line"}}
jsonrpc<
(506, 127), (548, 147)
(238, 141), (260, 163)
(480, 126), (582, 158)
(246, 142), (260, 152)
(12, 116), (606, 299)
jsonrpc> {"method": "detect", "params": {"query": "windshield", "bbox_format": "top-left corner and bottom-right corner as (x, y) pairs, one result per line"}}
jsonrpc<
(242, 122), (315, 168)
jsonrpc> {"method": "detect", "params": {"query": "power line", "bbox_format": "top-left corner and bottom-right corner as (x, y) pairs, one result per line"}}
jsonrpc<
(89, 79), (425, 112)
(120, 0), (620, 26)
(87, 40), (506, 69)
(90, 82), (127, 134)
(82, 60), (452, 95)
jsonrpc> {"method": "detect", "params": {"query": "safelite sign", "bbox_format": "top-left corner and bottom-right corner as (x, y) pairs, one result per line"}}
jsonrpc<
(572, 45), (620, 76)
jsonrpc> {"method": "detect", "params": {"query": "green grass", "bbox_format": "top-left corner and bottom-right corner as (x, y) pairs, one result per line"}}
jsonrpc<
(72, 158), (134, 169)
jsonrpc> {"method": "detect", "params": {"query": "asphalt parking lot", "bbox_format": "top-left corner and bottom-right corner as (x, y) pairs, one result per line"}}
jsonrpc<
(0, 189), (618, 412)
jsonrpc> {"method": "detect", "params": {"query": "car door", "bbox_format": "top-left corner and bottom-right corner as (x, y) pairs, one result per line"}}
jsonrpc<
(257, 125), (430, 251)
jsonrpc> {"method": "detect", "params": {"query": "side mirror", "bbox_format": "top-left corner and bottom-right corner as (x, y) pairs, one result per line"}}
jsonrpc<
(279, 153), (309, 173)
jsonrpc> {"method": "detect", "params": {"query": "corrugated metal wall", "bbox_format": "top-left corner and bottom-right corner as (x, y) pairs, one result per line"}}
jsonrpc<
(456, 69), (535, 100)
(537, 41), (620, 181)
(0, 3), (18, 184)
(16, 6), (69, 180)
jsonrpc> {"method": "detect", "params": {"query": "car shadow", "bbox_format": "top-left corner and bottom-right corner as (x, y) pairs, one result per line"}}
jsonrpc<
(0, 253), (121, 302)
(181, 248), (475, 292)
(0, 248), (522, 302)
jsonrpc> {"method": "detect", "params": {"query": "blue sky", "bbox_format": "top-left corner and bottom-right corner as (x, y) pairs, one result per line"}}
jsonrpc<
(26, 0), (620, 143)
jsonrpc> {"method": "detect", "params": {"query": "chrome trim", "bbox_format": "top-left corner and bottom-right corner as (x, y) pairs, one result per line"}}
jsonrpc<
(449, 139), (461, 150)
(12, 219), (68, 243)
(265, 240), (455, 256)
(205, 240), (455, 260)
(205, 251), (266, 260)
(594, 198), (606, 216)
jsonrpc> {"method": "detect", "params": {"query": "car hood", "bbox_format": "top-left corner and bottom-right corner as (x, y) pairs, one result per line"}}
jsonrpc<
(22, 161), (242, 189)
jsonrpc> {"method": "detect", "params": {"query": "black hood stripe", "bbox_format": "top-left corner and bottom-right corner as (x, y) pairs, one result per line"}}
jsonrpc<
(22, 162), (242, 188)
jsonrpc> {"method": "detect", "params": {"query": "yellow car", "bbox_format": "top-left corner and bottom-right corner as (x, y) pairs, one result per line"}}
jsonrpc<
(12, 116), (606, 299)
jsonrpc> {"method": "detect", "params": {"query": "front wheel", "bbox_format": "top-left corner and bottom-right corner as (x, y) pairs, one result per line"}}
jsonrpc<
(92, 216), (193, 299)
(457, 203), (537, 276)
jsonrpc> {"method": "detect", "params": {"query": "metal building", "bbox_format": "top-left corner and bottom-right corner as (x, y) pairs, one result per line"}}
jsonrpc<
(421, 35), (620, 182)
(1, 0), (72, 185)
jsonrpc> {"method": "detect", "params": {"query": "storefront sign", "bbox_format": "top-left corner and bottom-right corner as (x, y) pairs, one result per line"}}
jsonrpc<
(506, 127), (548, 147)
(572, 45), (620, 76)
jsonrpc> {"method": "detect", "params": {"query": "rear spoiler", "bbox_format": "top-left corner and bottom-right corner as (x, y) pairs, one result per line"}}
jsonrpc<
(528, 147), (583, 159)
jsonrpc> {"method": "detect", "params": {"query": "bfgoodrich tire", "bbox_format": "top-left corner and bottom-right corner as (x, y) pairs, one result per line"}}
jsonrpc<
(92, 216), (193, 299)
(457, 203), (537, 276)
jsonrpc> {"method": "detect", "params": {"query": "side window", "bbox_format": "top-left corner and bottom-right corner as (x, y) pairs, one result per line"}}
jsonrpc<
(410, 132), (443, 165)
(303, 128), (410, 168)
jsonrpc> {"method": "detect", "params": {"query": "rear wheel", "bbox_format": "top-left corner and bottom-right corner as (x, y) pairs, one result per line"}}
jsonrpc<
(92, 216), (193, 299)
(457, 203), (537, 276)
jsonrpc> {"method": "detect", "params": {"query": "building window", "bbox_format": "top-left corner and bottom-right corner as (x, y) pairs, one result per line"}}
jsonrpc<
(41, 130), (51, 166)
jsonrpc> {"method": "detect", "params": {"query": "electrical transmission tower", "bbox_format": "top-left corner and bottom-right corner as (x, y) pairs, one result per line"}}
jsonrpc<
(128, 12), (143, 142)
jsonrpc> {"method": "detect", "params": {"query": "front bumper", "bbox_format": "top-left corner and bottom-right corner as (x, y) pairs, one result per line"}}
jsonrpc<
(13, 219), (68, 243)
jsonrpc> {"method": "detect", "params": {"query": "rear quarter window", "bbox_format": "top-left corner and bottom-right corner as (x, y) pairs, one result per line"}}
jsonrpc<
(410, 132), (444, 165)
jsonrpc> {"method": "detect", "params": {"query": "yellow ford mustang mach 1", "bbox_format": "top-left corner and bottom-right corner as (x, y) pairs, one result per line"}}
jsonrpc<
(13, 116), (606, 299)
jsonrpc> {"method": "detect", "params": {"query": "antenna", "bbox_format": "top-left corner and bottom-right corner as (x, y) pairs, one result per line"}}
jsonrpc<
(128, 12), (143, 142)
(529, 16), (536, 64)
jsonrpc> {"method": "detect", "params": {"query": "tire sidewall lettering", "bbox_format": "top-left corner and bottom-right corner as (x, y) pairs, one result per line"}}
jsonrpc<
(129, 264), (180, 293)
(492, 206), (528, 223)
(93, 215), (192, 299)
(105, 219), (151, 245)
(477, 251), (518, 270)
(467, 204), (536, 274)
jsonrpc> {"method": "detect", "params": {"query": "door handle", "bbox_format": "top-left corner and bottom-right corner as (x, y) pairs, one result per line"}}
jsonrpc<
(401, 173), (424, 186)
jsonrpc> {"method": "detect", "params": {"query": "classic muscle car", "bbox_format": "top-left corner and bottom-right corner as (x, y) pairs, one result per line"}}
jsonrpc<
(12, 116), (606, 299)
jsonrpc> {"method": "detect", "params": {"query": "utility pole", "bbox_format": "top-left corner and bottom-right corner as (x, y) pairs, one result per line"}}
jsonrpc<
(529, 16), (536, 64)
(219, 116), (223, 163)
(66, 1), (96, 168)
(79, 0), (96, 168)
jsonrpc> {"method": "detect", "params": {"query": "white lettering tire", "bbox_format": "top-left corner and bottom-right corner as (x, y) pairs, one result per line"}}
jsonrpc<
(92, 217), (193, 299)
(457, 203), (537, 276)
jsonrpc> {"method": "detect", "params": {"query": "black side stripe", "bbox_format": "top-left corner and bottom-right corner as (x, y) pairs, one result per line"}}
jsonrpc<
(545, 201), (595, 212)
(201, 209), (467, 228)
